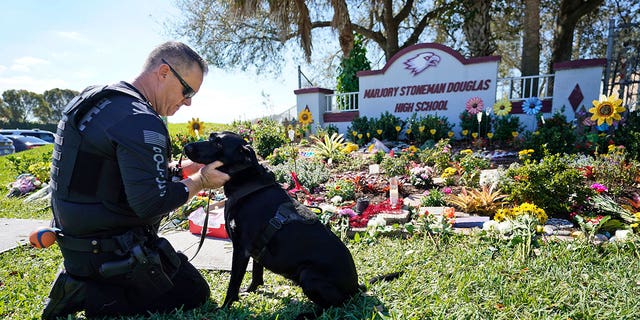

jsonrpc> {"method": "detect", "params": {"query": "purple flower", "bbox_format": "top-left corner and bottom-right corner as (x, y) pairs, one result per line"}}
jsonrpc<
(338, 208), (357, 217)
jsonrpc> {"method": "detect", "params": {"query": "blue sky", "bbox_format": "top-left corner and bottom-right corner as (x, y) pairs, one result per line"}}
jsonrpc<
(0, 0), (299, 124)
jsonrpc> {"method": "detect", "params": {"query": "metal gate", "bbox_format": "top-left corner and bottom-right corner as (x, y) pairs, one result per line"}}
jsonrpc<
(604, 19), (640, 111)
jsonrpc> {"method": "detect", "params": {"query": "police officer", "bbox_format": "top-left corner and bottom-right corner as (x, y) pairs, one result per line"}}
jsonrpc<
(42, 41), (230, 319)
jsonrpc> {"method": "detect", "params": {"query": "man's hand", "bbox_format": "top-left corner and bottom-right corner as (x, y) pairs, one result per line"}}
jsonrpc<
(199, 161), (230, 189)
(181, 161), (230, 198)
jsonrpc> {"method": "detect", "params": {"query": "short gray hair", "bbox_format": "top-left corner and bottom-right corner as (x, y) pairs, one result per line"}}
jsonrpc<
(143, 41), (208, 75)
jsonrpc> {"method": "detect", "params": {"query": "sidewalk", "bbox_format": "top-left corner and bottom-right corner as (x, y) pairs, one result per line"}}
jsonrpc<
(0, 218), (241, 271)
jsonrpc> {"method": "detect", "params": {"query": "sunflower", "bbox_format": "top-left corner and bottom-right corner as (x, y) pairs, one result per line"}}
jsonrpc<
(465, 97), (484, 115)
(298, 106), (313, 126)
(522, 97), (542, 115)
(493, 97), (512, 116)
(187, 117), (205, 138)
(589, 94), (625, 126)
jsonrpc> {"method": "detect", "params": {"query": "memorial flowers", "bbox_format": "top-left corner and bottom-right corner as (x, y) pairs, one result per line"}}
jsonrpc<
(298, 106), (313, 126)
(589, 94), (625, 126)
(522, 96), (542, 115)
(465, 97), (484, 115)
(187, 117), (205, 138)
(493, 97), (512, 116)
(409, 165), (435, 188)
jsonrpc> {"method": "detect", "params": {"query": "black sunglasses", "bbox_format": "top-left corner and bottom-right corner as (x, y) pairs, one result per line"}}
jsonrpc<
(161, 58), (196, 99)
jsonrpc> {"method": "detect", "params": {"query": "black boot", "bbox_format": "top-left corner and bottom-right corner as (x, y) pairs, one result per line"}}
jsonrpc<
(42, 269), (86, 319)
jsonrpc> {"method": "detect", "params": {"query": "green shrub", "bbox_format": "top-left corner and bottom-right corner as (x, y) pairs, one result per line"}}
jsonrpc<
(268, 158), (330, 191)
(418, 139), (453, 172)
(491, 115), (523, 147)
(459, 110), (491, 137)
(499, 153), (590, 218)
(453, 149), (490, 187)
(251, 118), (288, 159)
(380, 155), (410, 178)
(370, 111), (404, 141)
(405, 113), (454, 145)
(614, 110), (640, 161)
(346, 116), (373, 145)
(325, 179), (356, 201)
(591, 145), (640, 197)
(522, 111), (577, 159)
(4, 145), (53, 183)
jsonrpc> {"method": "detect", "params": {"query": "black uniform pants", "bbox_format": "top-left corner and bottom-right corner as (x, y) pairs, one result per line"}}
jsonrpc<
(79, 252), (210, 317)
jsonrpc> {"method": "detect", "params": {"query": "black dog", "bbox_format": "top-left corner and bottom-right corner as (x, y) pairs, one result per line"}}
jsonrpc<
(184, 131), (362, 315)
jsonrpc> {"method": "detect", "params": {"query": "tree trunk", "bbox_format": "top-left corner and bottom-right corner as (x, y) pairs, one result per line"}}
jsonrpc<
(550, 0), (604, 69)
(462, 0), (496, 57)
(521, 0), (541, 97)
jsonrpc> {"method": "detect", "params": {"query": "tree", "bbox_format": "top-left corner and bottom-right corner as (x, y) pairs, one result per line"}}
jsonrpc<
(172, 0), (462, 75)
(41, 88), (78, 124)
(551, 0), (604, 66)
(461, 0), (496, 57)
(0, 90), (45, 123)
(336, 33), (370, 94)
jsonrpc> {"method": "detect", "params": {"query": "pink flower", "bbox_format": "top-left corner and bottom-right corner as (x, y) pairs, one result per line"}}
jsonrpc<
(465, 97), (484, 115)
(442, 187), (452, 194)
(590, 183), (608, 193)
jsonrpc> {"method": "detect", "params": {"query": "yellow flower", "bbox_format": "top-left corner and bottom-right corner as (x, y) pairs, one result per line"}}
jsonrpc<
(462, 130), (469, 136)
(492, 97), (512, 116)
(406, 128), (412, 135)
(357, 134), (363, 139)
(441, 167), (457, 178)
(487, 132), (494, 139)
(376, 129), (382, 135)
(367, 132), (370, 138)
(419, 126), (425, 132)
(395, 126), (401, 132)
(187, 117), (205, 138)
(448, 131), (454, 138)
(460, 149), (473, 155)
(512, 131), (519, 138)
(589, 94), (625, 126)
(471, 132), (478, 139)
(352, 131), (357, 137)
(534, 131), (540, 135)
(429, 129), (436, 135)
(298, 106), (313, 126)
(408, 145), (418, 153)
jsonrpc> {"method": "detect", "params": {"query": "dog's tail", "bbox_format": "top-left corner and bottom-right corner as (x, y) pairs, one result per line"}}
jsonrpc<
(367, 271), (403, 285)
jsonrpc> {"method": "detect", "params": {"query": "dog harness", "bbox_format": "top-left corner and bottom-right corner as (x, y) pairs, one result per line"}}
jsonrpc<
(250, 200), (318, 262)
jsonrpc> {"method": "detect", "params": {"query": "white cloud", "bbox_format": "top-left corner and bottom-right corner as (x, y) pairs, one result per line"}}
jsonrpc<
(53, 31), (87, 42)
(9, 56), (49, 72)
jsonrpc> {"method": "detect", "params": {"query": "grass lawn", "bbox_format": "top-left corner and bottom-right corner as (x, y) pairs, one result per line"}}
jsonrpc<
(2, 130), (640, 319)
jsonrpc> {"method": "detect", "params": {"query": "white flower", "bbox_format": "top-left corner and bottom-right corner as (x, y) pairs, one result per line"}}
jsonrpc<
(330, 196), (343, 205)
(367, 215), (386, 227)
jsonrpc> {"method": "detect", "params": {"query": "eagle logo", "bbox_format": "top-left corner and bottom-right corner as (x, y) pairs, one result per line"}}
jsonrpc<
(403, 51), (441, 76)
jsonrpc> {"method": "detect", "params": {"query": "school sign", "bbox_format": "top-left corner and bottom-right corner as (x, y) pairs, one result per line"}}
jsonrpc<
(294, 42), (606, 134)
(357, 43), (499, 122)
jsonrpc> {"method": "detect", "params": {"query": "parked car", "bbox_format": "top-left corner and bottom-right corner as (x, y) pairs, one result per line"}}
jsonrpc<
(0, 134), (15, 156)
(5, 135), (51, 152)
(0, 129), (56, 143)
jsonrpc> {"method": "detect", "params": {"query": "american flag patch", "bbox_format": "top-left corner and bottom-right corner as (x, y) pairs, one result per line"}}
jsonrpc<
(143, 130), (166, 147)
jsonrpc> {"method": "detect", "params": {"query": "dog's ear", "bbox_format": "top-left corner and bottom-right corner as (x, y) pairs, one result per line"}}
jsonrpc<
(240, 144), (258, 164)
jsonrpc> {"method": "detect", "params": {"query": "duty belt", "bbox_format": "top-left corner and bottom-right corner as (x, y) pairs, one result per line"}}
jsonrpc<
(56, 228), (151, 254)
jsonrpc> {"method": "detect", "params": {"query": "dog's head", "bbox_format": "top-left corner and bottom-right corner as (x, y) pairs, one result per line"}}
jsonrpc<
(183, 131), (258, 174)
